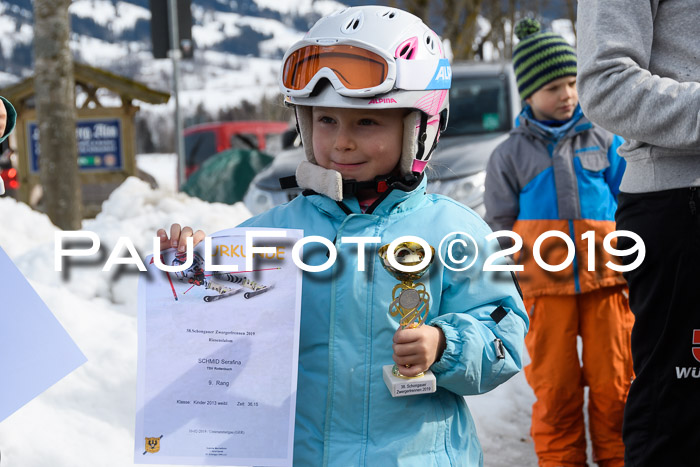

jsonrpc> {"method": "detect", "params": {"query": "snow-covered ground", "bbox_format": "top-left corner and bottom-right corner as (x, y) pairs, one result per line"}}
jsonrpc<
(0, 162), (543, 466)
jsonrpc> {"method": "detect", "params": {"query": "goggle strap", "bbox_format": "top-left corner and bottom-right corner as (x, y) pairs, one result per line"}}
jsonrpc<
(395, 58), (451, 91)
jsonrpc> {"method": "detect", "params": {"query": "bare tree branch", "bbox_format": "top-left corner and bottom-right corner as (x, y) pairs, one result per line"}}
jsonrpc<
(564, 0), (577, 41)
(377, 0), (566, 60)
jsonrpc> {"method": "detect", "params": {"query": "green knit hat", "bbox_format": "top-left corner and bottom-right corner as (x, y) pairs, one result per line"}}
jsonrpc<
(512, 18), (577, 100)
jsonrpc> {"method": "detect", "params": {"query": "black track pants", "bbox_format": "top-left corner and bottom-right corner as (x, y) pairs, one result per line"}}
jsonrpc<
(616, 188), (700, 467)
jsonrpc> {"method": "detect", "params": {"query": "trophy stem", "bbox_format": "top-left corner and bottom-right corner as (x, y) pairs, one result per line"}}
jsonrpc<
(379, 242), (437, 396)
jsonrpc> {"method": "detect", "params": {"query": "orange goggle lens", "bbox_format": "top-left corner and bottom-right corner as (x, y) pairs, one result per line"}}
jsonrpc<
(282, 45), (389, 91)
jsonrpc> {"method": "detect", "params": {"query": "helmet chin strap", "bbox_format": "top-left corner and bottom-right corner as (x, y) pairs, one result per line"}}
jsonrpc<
(339, 172), (422, 198)
(281, 163), (422, 201)
(412, 109), (447, 170)
(415, 112), (429, 161)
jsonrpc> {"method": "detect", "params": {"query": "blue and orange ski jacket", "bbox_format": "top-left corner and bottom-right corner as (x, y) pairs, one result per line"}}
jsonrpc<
(484, 105), (627, 297)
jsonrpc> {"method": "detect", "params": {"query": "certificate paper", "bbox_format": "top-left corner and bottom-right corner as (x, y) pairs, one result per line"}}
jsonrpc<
(135, 228), (303, 466)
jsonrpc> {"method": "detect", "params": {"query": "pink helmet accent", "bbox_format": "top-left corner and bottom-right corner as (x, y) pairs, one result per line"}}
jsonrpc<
(395, 37), (419, 59)
(413, 90), (449, 117)
(411, 160), (429, 173)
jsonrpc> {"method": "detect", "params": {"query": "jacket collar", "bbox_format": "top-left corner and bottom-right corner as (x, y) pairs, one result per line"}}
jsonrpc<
(303, 175), (428, 219)
(514, 104), (591, 143)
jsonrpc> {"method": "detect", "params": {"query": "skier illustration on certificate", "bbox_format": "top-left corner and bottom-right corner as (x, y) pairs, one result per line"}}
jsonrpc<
(169, 250), (275, 302)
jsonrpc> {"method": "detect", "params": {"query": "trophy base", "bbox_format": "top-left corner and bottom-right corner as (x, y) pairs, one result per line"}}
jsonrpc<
(382, 365), (436, 397)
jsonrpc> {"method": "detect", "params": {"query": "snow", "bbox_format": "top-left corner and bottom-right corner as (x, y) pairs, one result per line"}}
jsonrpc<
(191, 6), (244, 47)
(136, 153), (179, 194)
(0, 178), (254, 467)
(0, 70), (19, 88)
(188, 1), (344, 56)
(253, 0), (346, 17)
(190, 6), (303, 58)
(69, 0), (151, 35)
(0, 168), (544, 466)
(239, 17), (301, 58)
(71, 34), (145, 66)
(133, 51), (283, 118)
(0, 13), (33, 65)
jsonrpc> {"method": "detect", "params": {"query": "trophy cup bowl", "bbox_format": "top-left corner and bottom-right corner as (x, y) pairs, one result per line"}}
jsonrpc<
(378, 242), (437, 397)
(378, 243), (433, 283)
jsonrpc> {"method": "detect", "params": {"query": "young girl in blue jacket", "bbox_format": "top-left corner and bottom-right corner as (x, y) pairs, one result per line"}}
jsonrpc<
(161, 6), (528, 466)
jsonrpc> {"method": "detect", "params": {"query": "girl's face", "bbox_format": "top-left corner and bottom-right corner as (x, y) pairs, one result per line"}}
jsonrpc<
(311, 106), (404, 182)
(526, 75), (578, 121)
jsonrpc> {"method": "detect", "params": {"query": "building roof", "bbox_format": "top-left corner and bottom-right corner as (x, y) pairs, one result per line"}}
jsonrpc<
(0, 62), (170, 105)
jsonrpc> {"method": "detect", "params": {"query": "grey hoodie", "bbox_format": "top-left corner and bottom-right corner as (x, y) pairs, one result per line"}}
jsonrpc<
(577, 0), (700, 193)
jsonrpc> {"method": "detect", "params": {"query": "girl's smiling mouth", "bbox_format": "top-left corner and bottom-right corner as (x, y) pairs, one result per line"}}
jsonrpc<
(332, 161), (365, 168)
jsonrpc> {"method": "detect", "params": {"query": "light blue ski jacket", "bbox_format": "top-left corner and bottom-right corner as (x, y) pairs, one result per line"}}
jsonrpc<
(239, 177), (528, 466)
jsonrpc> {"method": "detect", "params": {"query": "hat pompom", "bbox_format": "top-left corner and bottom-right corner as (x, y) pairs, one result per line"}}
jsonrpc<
(514, 18), (541, 40)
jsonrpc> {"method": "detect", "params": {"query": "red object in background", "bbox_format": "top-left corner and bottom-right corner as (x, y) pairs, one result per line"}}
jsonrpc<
(0, 138), (18, 194)
(183, 121), (289, 180)
(0, 167), (18, 192)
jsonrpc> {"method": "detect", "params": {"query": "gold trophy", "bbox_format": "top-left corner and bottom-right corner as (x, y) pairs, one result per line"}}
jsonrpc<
(378, 241), (437, 397)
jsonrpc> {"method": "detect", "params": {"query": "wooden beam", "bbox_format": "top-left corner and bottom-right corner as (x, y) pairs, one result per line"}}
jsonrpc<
(0, 62), (171, 106)
(0, 76), (36, 103)
(73, 63), (171, 104)
(77, 82), (103, 109)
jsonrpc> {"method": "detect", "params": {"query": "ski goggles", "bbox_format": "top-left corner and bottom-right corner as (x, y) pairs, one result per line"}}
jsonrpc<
(281, 41), (452, 99)
(281, 42), (397, 97)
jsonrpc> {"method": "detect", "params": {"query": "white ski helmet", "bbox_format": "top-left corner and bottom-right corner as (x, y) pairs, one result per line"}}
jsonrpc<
(279, 5), (451, 200)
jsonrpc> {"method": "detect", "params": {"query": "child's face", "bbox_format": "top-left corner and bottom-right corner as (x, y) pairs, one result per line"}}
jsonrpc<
(526, 75), (578, 121)
(311, 106), (404, 182)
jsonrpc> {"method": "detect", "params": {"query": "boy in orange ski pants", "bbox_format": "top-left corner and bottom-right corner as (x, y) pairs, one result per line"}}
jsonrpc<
(485, 19), (634, 467)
